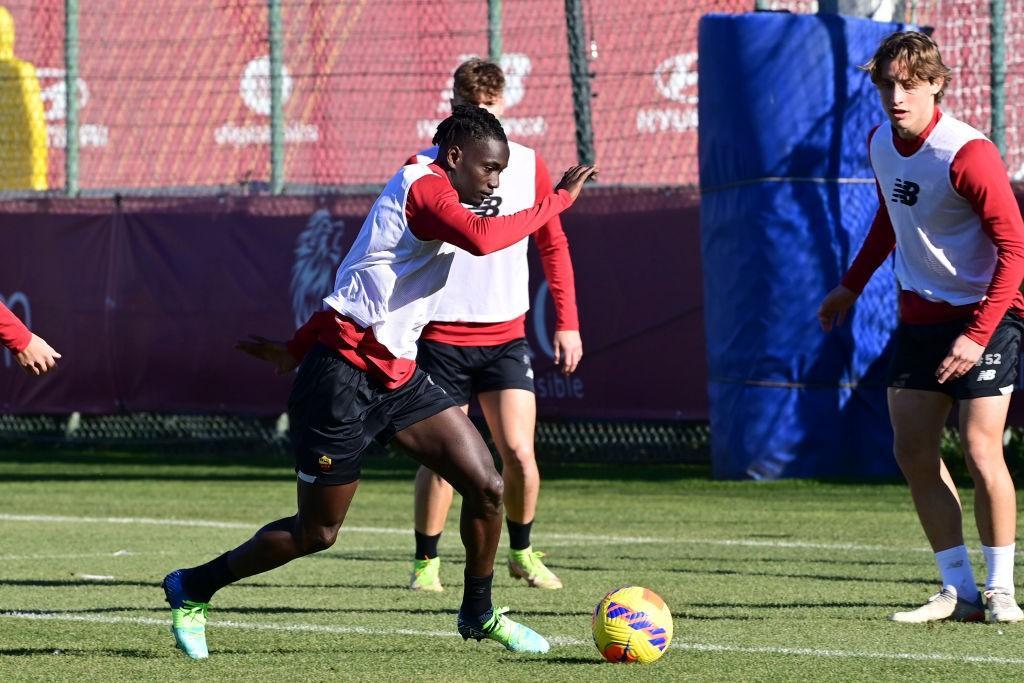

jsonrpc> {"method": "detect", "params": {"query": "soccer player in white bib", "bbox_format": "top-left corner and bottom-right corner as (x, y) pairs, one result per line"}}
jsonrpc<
(819, 32), (1024, 624)
(406, 59), (582, 593)
(161, 105), (597, 659)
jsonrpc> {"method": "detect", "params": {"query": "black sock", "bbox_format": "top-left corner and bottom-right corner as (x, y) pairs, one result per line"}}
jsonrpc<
(506, 518), (534, 551)
(183, 552), (237, 603)
(414, 531), (441, 559)
(460, 571), (493, 620)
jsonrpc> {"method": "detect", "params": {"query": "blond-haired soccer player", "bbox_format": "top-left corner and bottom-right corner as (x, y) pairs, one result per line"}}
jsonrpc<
(819, 31), (1024, 623)
(406, 59), (582, 592)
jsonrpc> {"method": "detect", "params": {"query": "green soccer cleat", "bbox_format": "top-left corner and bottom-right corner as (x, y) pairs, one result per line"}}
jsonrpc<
(162, 569), (210, 659)
(457, 607), (550, 654)
(508, 547), (563, 590)
(409, 556), (443, 592)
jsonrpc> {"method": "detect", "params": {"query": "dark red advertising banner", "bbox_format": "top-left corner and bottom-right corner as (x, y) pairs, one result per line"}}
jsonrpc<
(4, 0), (711, 189)
(0, 189), (704, 419)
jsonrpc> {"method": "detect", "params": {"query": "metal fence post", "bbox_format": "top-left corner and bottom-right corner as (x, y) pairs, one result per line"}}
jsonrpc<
(564, 0), (595, 165)
(65, 0), (79, 196)
(990, 0), (1006, 156)
(269, 0), (284, 194)
(488, 0), (502, 64)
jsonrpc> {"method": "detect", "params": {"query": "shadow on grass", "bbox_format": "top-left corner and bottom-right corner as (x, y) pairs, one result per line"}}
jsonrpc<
(15, 604), (590, 620)
(0, 647), (156, 658)
(0, 577), (395, 593)
(0, 578), (158, 589)
(0, 449), (711, 483)
(664, 566), (933, 585)
(686, 599), (903, 610)
(541, 656), (604, 665)
(568, 556), (917, 569)
(308, 553), (411, 564)
(672, 611), (763, 621)
(218, 605), (590, 619)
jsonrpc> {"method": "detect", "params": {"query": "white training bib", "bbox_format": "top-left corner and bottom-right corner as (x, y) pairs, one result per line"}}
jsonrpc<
(324, 164), (457, 359)
(413, 141), (536, 322)
(870, 113), (994, 305)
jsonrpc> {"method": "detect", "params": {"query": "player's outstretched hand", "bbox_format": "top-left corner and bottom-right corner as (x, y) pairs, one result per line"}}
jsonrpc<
(15, 334), (61, 376)
(817, 285), (858, 332)
(236, 335), (298, 375)
(555, 165), (598, 201)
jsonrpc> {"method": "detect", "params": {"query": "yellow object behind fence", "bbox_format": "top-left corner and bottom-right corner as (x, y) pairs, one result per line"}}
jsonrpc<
(0, 5), (47, 191)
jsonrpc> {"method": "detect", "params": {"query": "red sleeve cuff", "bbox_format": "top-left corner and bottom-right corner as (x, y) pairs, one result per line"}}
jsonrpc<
(962, 328), (992, 347)
(839, 273), (866, 295)
(0, 309), (32, 353)
(8, 330), (32, 354)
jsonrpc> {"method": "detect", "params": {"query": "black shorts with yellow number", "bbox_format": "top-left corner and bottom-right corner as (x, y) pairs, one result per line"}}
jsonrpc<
(287, 343), (455, 485)
(887, 313), (1024, 400)
(417, 338), (535, 406)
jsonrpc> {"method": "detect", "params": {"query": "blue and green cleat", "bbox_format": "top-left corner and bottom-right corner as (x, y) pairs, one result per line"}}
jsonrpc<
(457, 607), (550, 654)
(162, 569), (209, 660)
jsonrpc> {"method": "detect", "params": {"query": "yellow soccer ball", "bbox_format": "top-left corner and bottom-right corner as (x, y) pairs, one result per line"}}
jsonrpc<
(592, 586), (673, 664)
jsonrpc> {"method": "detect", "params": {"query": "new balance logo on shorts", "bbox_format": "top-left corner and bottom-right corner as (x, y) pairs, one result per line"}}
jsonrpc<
(978, 369), (997, 381)
(891, 178), (920, 206)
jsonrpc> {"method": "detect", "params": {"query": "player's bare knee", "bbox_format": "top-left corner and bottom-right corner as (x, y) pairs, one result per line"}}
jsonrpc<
(486, 474), (504, 510)
(892, 445), (941, 479)
(297, 523), (339, 554)
(466, 473), (504, 516)
(502, 444), (536, 472)
(964, 447), (1009, 482)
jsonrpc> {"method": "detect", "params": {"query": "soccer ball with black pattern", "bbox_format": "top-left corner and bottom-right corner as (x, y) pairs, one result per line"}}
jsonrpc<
(591, 585), (673, 664)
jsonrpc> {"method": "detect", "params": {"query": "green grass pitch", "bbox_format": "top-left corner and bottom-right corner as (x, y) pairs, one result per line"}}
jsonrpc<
(2, 448), (1023, 681)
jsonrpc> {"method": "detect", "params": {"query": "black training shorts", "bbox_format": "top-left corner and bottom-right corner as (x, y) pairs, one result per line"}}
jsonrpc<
(416, 338), (535, 406)
(887, 312), (1024, 400)
(287, 344), (455, 485)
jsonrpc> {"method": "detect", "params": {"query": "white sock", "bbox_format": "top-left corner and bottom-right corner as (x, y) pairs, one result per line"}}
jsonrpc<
(982, 543), (1016, 594)
(935, 545), (979, 602)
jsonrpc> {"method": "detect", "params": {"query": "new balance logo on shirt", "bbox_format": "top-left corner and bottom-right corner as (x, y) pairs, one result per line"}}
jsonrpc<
(891, 178), (920, 206)
(471, 195), (503, 217)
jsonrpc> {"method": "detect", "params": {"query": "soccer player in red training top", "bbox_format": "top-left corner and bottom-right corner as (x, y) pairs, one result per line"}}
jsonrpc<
(406, 59), (581, 593)
(161, 105), (597, 659)
(0, 301), (60, 375)
(819, 32), (1024, 624)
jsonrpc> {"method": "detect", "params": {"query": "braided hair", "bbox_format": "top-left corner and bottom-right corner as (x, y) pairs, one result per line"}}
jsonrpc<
(432, 104), (507, 151)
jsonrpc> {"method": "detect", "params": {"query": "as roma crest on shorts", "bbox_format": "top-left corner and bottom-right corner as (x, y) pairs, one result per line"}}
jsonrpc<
(318, 455), (333, 472)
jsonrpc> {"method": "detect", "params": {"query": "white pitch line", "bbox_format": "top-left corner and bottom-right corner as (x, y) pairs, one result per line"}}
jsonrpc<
(0, 550), (172, 562)
(671, 642), (1024, 666)
(0, 611), (459, 640)
(2, 612), (1023, 666)
(0, 513), (927, 552)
